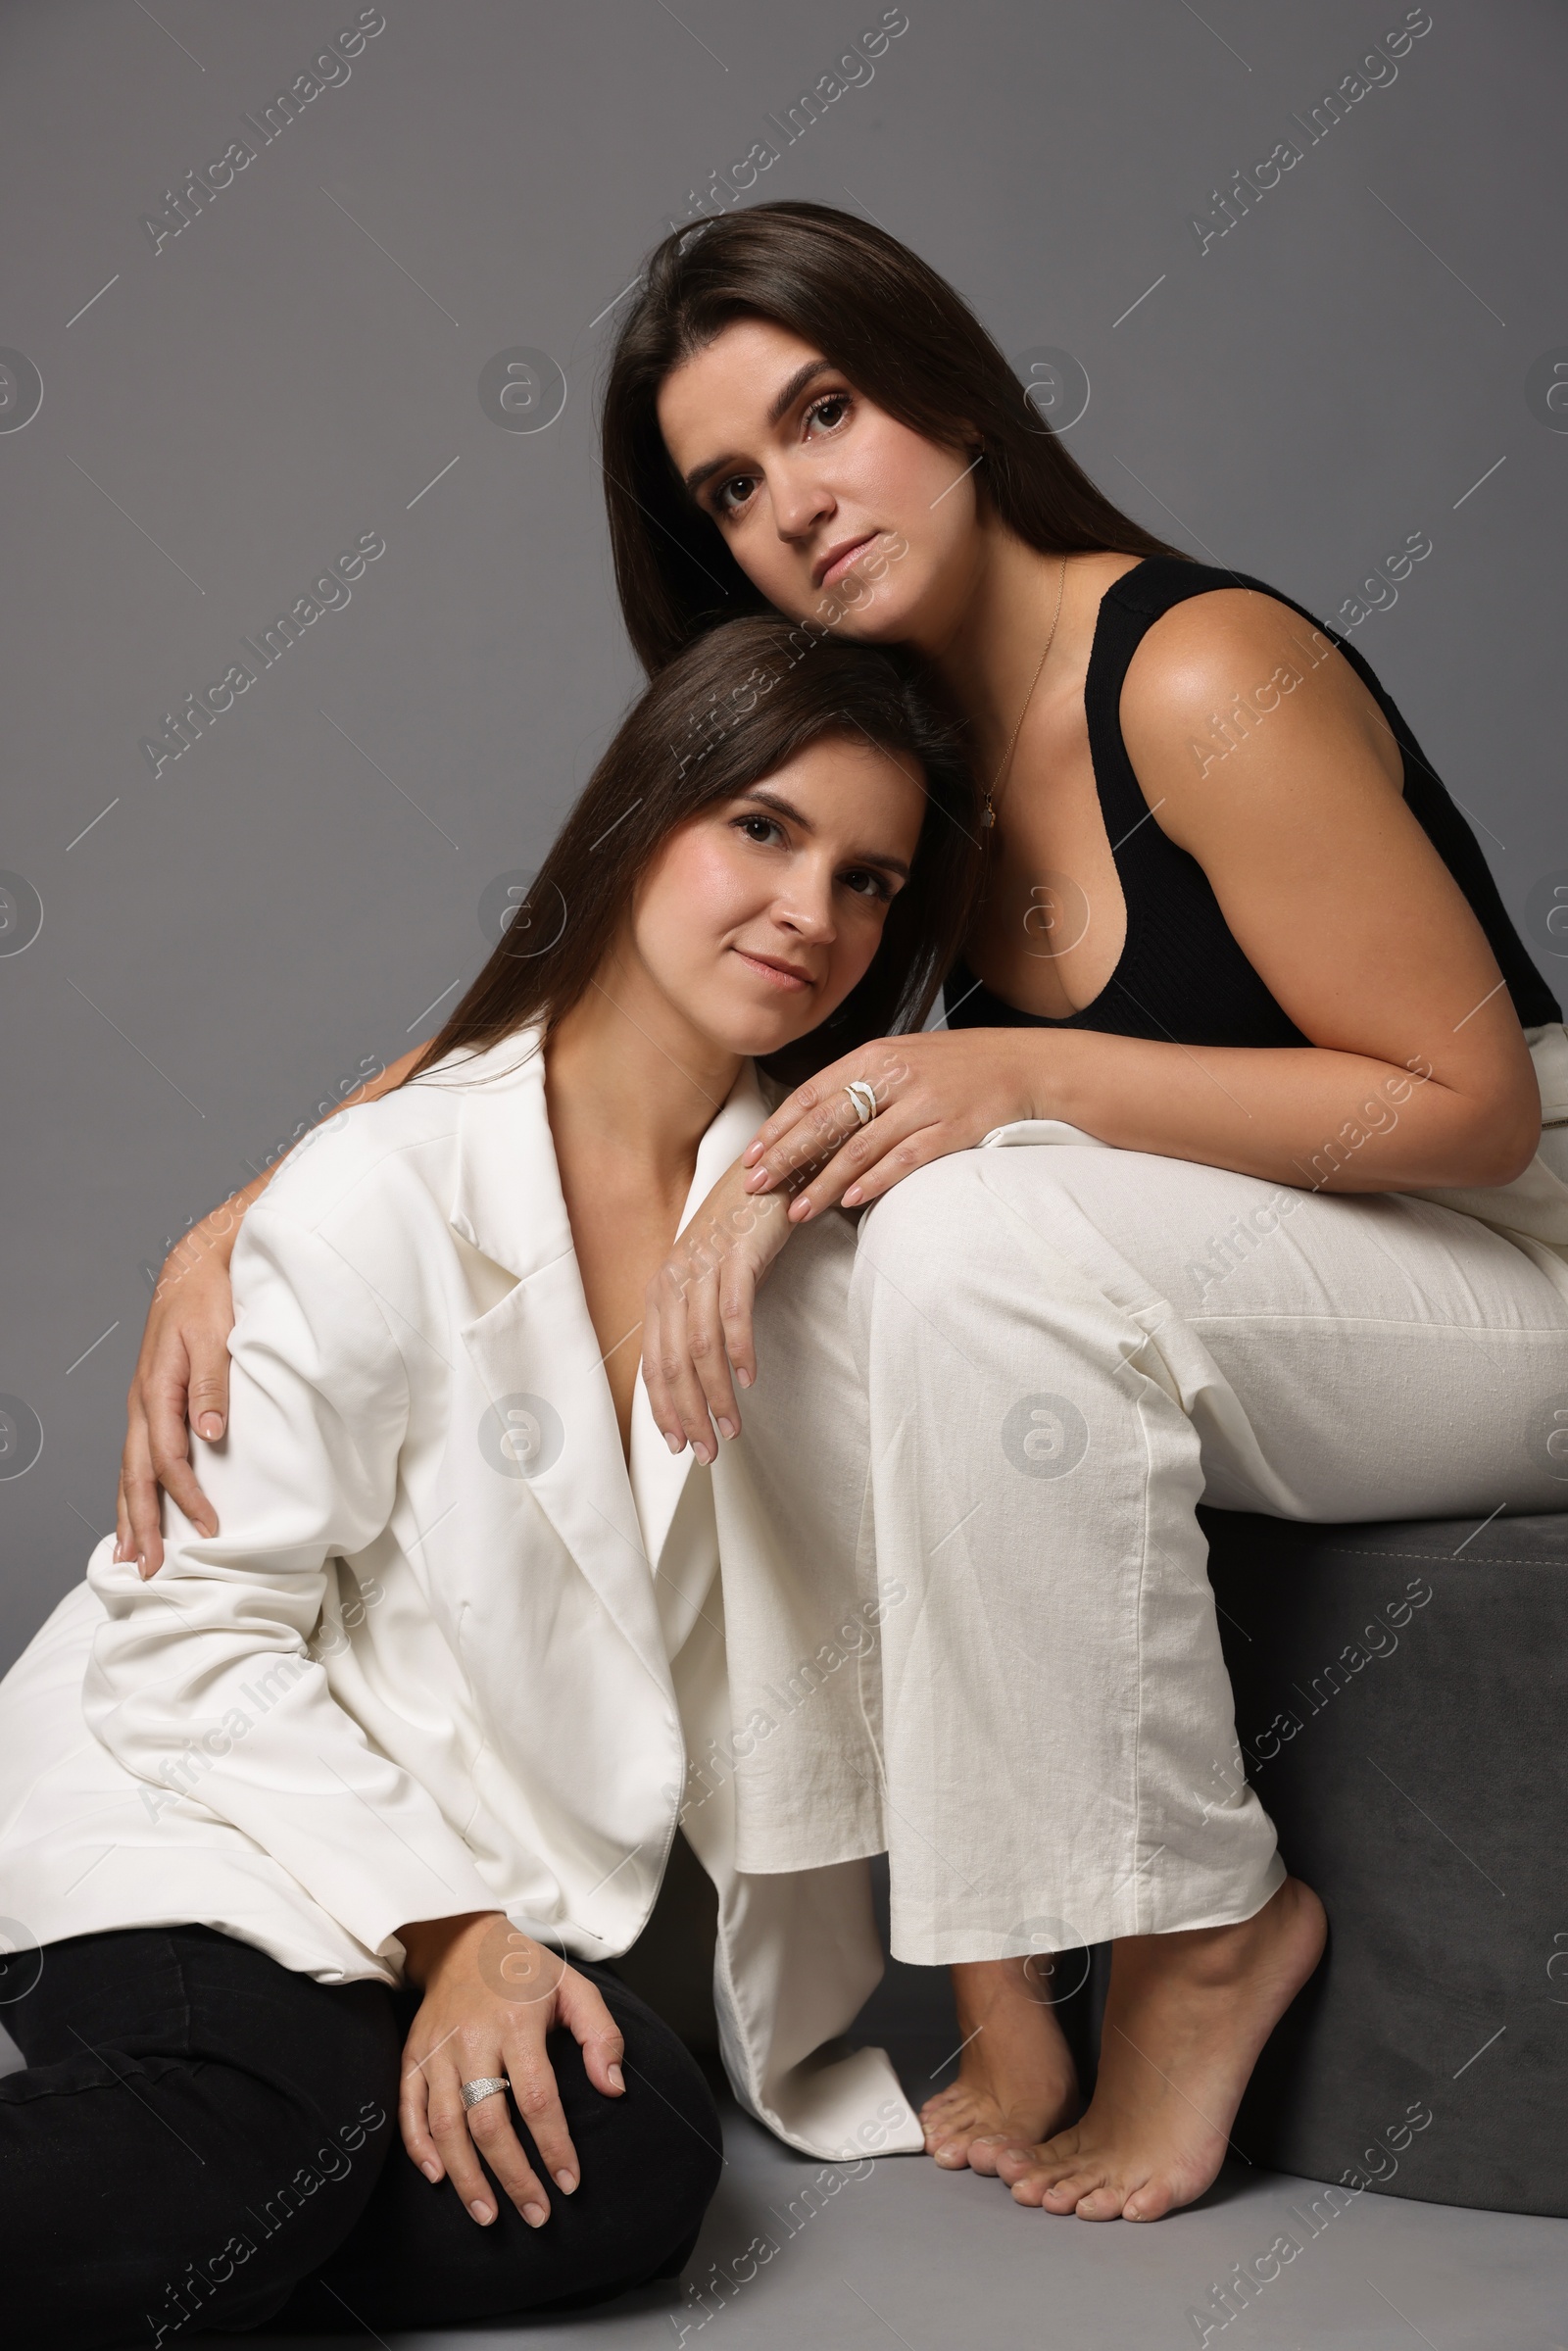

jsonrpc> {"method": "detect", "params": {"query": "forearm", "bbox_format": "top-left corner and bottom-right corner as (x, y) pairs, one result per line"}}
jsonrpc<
(155, 1167), (268, 1298)
(643, 1131), (844, 1454)
(1038, 1029), (1533, 1194)
(684, 1148), (813, 1267)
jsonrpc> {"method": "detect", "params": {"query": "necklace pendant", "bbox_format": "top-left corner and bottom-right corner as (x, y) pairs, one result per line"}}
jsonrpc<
(981, 804), (995, 829)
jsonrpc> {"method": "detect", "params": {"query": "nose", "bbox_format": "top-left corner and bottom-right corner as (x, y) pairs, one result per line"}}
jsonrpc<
(771, 455), (834, 543)
(772, 859), (838, 944)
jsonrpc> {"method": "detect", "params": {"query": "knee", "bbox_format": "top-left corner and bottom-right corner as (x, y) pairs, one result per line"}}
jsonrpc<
(577, 1982), (722, 2275)
(857, 1151), (1014, 1326)
(859, 1152), (983, 1283)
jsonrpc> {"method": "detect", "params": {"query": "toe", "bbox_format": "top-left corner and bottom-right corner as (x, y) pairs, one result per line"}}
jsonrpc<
(932, 2139), (971, 2169)
(995, 2132), (1075, 2186)
(966, 2133), (1021, 2177)
(997, 2145), (1067, 2206)
(1041, 2172), (1094, 2212)
(921, 2092), (979, 2139)
(1071, 2182), (1125, 2222)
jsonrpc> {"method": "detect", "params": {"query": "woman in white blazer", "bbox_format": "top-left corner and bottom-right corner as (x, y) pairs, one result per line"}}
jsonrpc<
(0, 614), (980, 2346)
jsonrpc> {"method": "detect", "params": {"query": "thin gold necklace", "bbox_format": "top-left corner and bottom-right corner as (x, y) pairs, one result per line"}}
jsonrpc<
(981, 554), (1069, 831)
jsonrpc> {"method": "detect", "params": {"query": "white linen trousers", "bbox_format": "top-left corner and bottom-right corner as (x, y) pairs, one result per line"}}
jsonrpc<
(722, 1023), (1568, 1968)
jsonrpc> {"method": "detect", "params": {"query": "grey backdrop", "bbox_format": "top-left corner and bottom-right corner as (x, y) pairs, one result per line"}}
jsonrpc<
(2, 0), (1564, 1671)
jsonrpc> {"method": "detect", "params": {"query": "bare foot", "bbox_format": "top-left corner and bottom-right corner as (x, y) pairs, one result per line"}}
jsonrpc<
(919, 1958), (1081, 2171)
(995, 1877), (1326, 2221)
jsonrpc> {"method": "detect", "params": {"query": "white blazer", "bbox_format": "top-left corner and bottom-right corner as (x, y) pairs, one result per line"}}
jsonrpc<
(0, 1030), (921, 2161)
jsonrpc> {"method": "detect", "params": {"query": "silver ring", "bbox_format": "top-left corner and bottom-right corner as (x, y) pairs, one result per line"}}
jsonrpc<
(845, 1080), (877, 1127)
(460, 2076), (510, 2111)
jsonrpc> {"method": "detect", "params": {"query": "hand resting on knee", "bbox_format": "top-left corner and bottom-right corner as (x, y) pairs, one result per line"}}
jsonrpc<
(396, 1910), (626, 2231)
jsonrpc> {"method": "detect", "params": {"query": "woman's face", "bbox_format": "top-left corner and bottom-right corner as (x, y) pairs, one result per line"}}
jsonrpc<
(624, 733), (925, 1063)
(656, 318), (985, 653)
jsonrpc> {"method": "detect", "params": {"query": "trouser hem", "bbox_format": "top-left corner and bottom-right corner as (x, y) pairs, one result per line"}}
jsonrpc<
(888, 1847), (1290, 1969)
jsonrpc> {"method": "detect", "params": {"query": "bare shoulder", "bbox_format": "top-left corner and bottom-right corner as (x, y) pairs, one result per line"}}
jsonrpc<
(1122, 584), (1350, 730)
(1119, 583), (1402, 835)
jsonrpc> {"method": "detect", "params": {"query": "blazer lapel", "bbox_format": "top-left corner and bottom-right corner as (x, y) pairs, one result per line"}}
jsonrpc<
(446, 1031), (768, 1679)
(447, 1034), (659, 1679)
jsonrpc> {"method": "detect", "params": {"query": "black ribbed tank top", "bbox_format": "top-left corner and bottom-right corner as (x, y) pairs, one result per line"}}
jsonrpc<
(944, 557), (1560, 1045)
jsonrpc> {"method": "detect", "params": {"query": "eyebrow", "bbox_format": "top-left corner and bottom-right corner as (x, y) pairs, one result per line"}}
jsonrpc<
(738, 784), (911, 881)
(681, 358), (838, 498)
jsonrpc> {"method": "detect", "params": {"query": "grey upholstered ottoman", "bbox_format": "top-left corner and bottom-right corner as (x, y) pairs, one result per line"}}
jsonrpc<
(1196, 1503), (1568, 2218)
(627, 1505), (1568, 2220)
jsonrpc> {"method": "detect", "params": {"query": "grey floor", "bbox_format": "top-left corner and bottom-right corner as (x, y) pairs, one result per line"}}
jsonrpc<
(236, 2094), (1568, 2351)
(3, 1978), (1566, 2347)
(249, 1930), (1568, 2351)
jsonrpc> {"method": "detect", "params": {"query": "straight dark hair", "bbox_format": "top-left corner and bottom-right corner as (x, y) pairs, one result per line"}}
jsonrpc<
(405, 614), (981, 1091)
(603, 199), (1182, 677)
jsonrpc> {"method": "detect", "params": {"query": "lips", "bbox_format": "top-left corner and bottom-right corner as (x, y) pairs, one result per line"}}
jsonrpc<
(733, 948), (813, 992)
(814, 531), (881, 592)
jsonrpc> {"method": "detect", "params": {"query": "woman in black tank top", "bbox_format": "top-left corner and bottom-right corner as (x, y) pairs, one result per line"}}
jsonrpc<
(622, 208), (1568, 2229)
(943, 556), (1559, 1052)
(120, 203), (1568, 2237)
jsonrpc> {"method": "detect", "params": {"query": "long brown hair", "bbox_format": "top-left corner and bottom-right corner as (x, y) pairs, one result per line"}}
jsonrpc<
(406, 614), (981, 1090)
(602, 199), (1181, 677)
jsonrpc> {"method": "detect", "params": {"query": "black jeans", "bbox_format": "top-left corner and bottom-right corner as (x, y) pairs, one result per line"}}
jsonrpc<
(0, 1925), (722, 2349)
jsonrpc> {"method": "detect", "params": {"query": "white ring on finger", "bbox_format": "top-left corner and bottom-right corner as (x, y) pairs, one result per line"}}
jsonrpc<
(845, 1080), (877, 1127)
(460, 2076), (510, 2111)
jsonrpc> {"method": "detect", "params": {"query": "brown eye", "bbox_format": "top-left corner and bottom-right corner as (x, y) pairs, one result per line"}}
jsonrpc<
(805, 392), (852, 434)
(733, 812), (785, 848)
